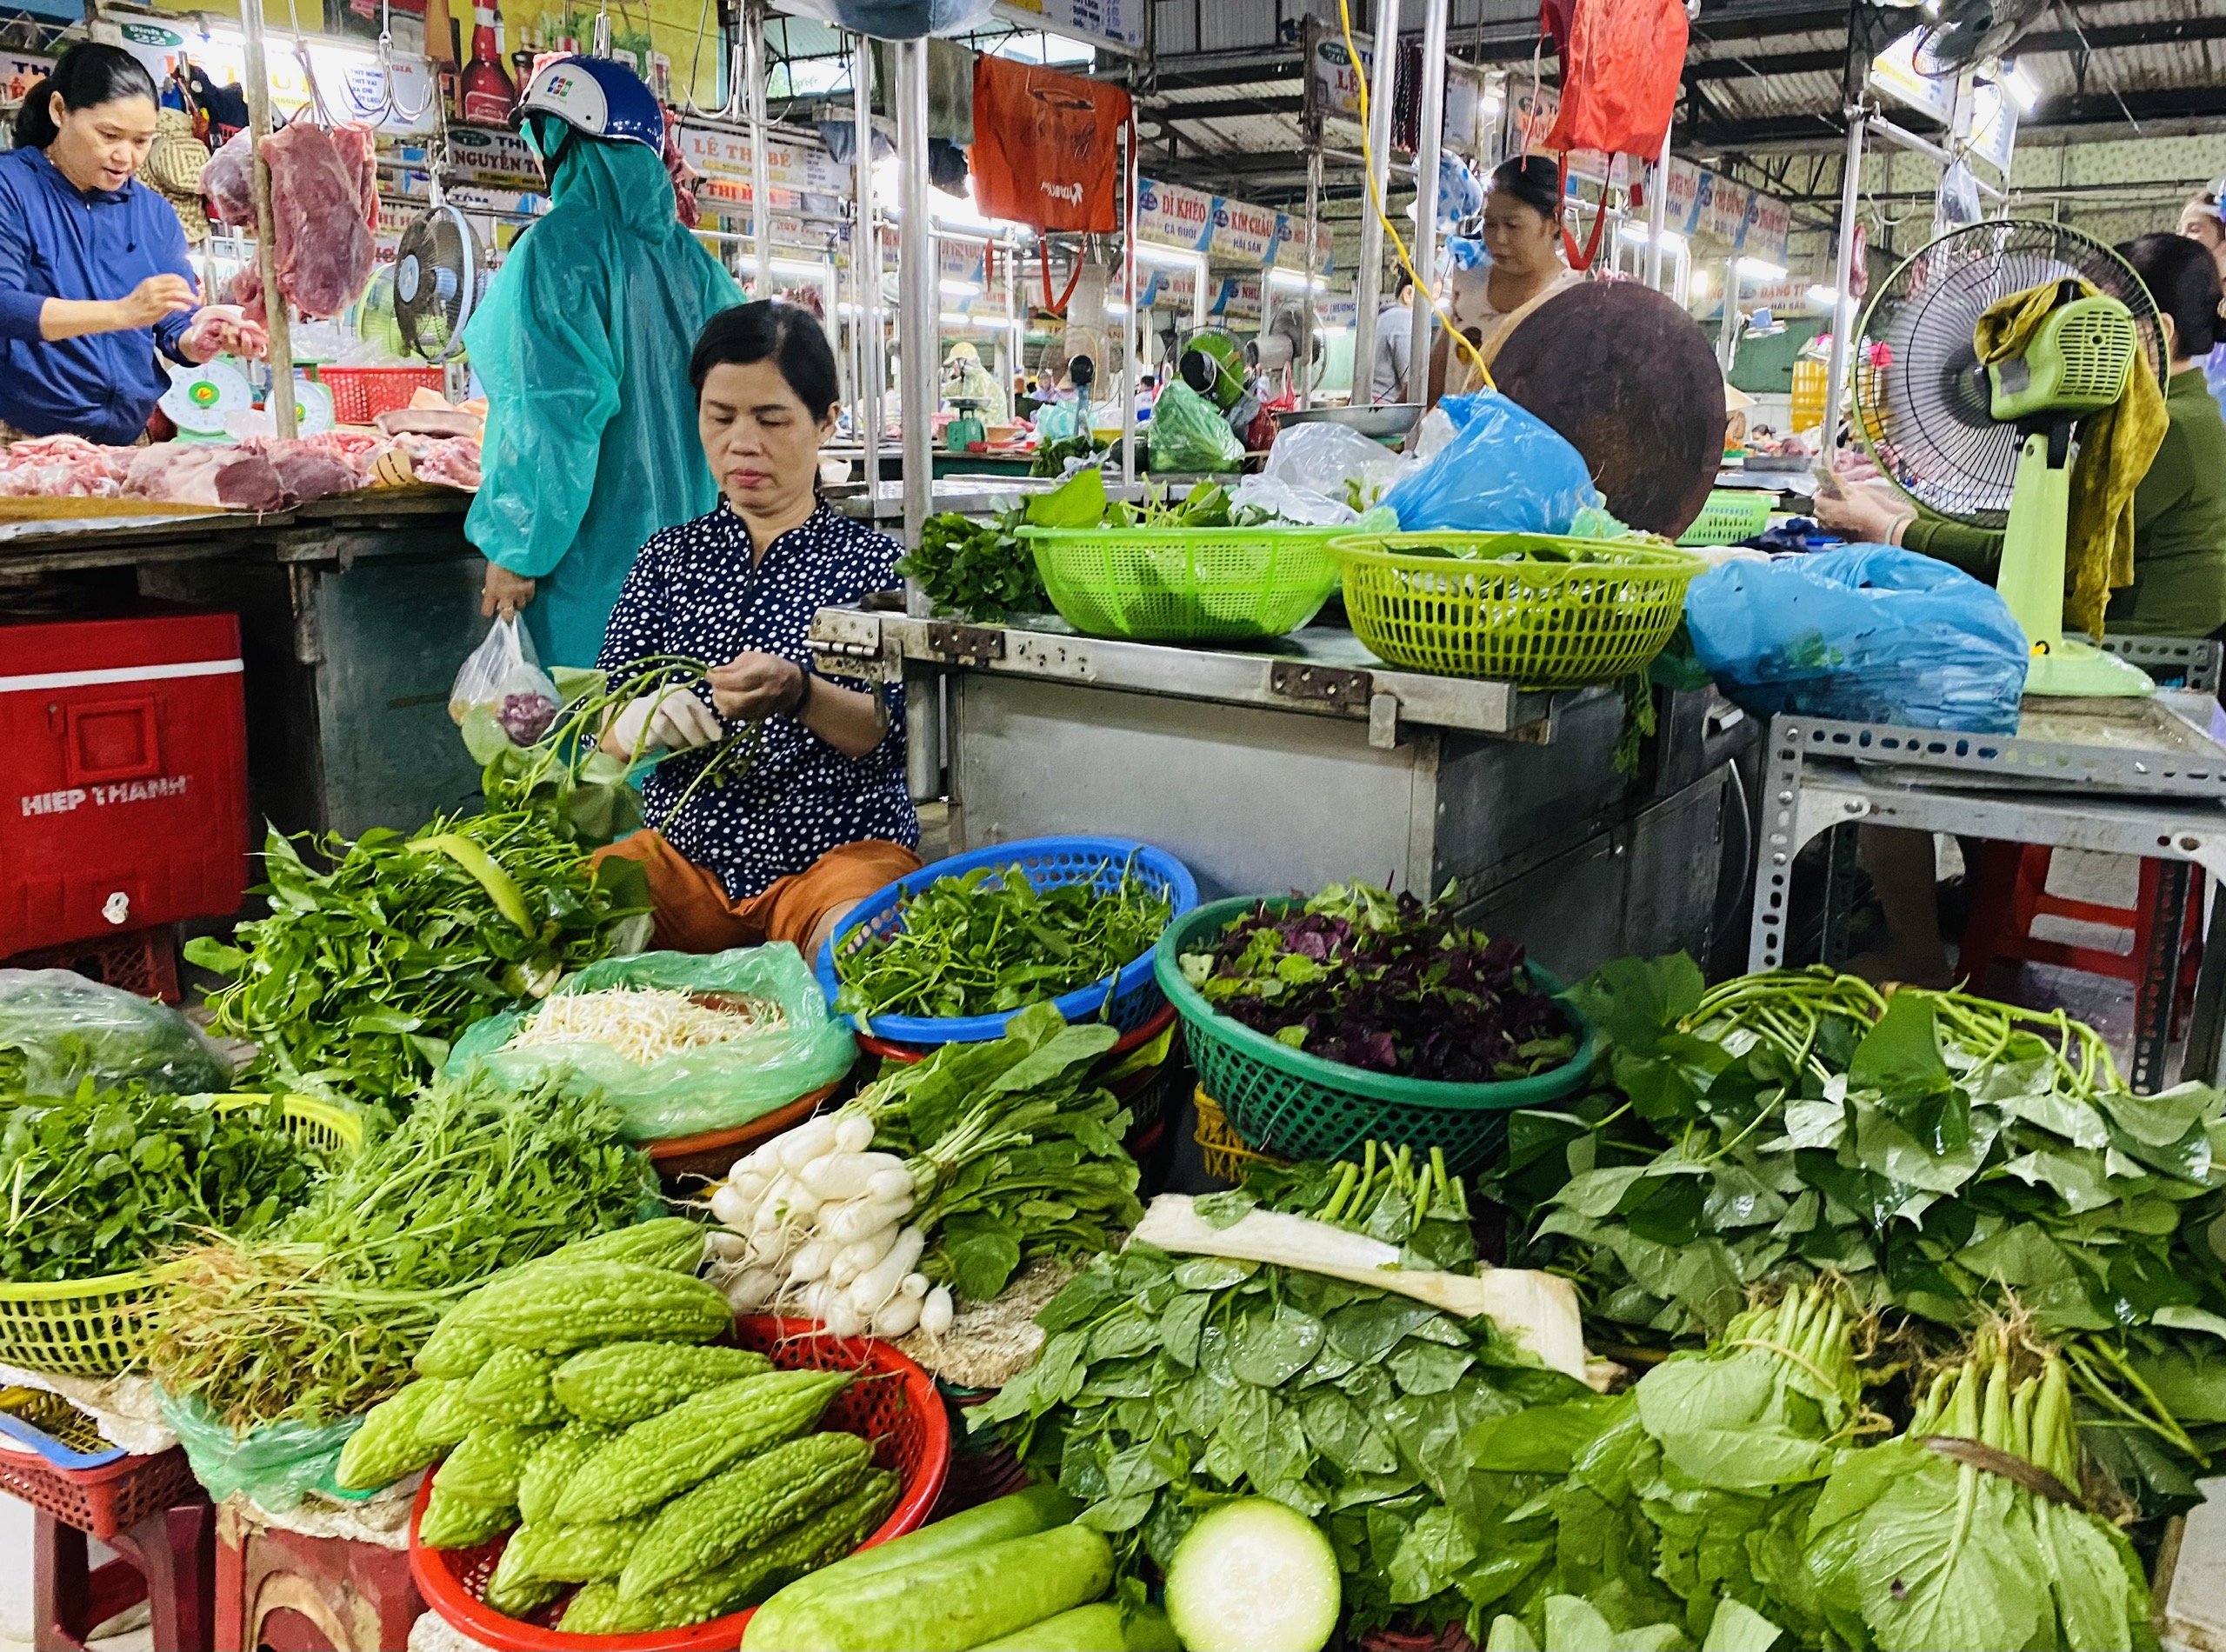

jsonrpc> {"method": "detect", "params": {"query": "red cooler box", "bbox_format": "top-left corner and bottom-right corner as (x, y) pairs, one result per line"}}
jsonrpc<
(3, 605), (250, 956)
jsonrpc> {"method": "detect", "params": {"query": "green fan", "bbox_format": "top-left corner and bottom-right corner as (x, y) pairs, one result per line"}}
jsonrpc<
(1852, 220), (2169, 697)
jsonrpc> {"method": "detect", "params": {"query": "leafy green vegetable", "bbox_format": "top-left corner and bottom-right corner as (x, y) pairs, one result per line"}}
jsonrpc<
(148, 1073), (656, 1429)
(900, 504), (1045, 623)
(832, 860), (1170, 1023)
(0, 971), (230, 1099)
(0, 1085), (323, 1282)
(975, 1234), (1590, 1638)
(185, 812), (648, 1105)
(846, 1003), (1143, 1301)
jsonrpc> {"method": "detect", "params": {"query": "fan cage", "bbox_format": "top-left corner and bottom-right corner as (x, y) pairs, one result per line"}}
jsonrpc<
(1849, 220), (2167, 530)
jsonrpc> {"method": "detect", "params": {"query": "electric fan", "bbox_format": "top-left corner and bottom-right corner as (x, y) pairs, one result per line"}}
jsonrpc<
(1911, 0), (2049, 77)
(1850, 219), (2169, 698)
(392, 201), (489, 363)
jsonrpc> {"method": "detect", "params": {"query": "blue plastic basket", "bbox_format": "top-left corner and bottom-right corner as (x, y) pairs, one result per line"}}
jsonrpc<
(814, 836), (1200, 1045)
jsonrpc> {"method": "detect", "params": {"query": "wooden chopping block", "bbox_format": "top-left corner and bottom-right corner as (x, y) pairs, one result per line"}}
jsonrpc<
(1490, 281), (1727, 540)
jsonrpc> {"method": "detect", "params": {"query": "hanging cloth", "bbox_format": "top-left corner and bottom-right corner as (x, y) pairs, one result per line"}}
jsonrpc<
(969, 54), (1129, 233)
(1538, 0), (1685, 270)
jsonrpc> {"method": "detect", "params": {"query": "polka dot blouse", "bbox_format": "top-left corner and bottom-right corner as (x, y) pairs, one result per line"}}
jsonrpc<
(596, 499), (918, 900)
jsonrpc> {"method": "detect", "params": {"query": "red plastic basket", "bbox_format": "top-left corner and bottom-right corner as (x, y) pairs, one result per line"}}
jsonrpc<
(0, 1445), (202, 1542)
(642, 1083), (840, 1185)
(3, 924), (181, 1004)
(409, 1316), (950, 1652)
(320, 365), (445, 425)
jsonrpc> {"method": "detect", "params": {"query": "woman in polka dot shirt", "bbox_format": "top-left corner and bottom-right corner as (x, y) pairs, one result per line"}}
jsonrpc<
(591, 301), (921, 956)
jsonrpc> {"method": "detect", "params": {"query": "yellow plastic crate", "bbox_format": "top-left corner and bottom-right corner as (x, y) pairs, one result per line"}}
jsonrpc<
(1330, 532), (1706, 687)
(0, 1094), (362, 1377)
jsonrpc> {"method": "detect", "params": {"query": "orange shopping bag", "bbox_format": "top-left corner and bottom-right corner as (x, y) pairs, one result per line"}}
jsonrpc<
(969, 54), (1130, 232)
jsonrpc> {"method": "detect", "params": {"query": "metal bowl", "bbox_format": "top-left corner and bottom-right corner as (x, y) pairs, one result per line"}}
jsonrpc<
(1273, 403), (1423, 442)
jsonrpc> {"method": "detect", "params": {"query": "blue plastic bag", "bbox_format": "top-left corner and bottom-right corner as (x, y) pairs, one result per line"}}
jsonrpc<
(1684, 545), (2029, 733)
(1381, 390), (1601, 534)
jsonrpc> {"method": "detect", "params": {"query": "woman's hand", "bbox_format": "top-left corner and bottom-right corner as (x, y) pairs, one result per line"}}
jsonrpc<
(1814, 472), (1914, 545)
(178, 305), (267, 363)
(111, 274), (197, 331)
(708, 651), (804, 722)
(482, 564), (537, 616)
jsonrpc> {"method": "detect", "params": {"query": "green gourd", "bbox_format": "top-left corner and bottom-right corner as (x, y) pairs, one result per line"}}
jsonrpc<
(437, 1423), (555, 1507)
(443, 1262), (730, 1355)
(482, 1539), (566, 1618)
(618, 1431), (873, 1600)
(552, 1369), (850, 1525)
(415, 1319), (503, 1381)
(417, 1486), (518, 1550)
(551, 1342), (774, 1427)
(505, 1513), (654, 1583)
(466, 1346), (562, 1425)
(517, 1420), (618, 1526)
(336, 1378), (452, 1491)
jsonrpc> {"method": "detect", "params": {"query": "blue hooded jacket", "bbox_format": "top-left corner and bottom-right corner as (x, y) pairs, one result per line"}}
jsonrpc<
(463, 132), (741, 668)
(0, 146), (200, 444)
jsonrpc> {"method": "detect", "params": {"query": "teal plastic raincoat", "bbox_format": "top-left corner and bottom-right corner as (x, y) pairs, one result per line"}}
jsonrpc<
(464, 136), (741, 667)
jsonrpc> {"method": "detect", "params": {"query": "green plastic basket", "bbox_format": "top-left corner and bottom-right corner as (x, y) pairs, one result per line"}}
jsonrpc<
(1676, 490), (1774, 547)
(1019, 524), (1344, 641)
(0, 1094), (362, 1377)
(1153, 898), (1597, 1175)
(1330, 531), (1706, 687)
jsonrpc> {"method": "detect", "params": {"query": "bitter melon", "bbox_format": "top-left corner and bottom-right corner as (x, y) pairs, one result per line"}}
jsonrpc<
(551, 1342), (773, 1427)
(417, 1485), (517, 1550)
(445, 1262), (730, 1355)
(618, 1430), (872, 1600)
(437, 1422), (555, 1507)
(336, 1377), (452, 1491)
(465, 1346), (562, 1426)
(517, 1420), (617, 1527)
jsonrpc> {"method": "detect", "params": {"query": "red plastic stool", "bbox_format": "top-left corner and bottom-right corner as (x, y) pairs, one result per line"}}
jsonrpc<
(0, 1446), (214, 1652)
(216, 1503), (423, 1652)
(1959, 842), (2203, 1089)
(1, 924), (181, 1003)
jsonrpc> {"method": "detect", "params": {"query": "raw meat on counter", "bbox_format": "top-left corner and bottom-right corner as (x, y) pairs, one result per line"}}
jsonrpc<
(124, 443), (230, 506)
(122, 437), (375, 510)
(374, 405), (482, 439)
(403, 436), (482, 490)
(0, 436), (137, 496)
(215, 450), (287, 512)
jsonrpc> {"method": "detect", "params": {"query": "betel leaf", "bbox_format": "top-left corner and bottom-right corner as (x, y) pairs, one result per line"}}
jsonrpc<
(1848, 991), (1950, 1101)
(1565, 954), (1706, 1060)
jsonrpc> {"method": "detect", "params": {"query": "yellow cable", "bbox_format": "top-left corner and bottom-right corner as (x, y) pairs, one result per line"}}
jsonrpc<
(1338, 0), (1494, 394)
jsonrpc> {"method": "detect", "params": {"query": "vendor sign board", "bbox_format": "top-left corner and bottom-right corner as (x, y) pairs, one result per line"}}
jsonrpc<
(1140, 264), (1200, 313)
(1271, 215), (1336, 276)
(1868, 28), (1958, 123)
(103, 12), (437, 134)
(1136, 177), (1214, 251)
(2, 51), (53, 104)
(1210, 197), (1281, 263)
(1208, 275), (1263, 326)
(993, 0), (1143, 55)
(1309, 30), (1369, 123)
(676, 123), (846, 204)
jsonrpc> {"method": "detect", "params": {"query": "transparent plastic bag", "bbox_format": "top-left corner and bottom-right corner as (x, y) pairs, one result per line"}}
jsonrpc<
(449, 611), (562, 751)
(157, 1388), (371, 1511)
(1264, 422), (1405, 511)
(1381, 390), (1601, 534)
(1146, 381), (1245, 473)
(443, 944), (856, 1142)
(0, 969), (230, 1096)
(1230, 474), (1358, 526)
(1683, 544), (2030, 734)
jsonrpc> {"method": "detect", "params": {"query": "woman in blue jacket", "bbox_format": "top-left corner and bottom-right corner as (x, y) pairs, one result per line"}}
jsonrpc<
(0, 45), (261, 446)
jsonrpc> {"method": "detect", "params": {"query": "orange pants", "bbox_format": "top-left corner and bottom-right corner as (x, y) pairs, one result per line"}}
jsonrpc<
(591, 832), (922, 956)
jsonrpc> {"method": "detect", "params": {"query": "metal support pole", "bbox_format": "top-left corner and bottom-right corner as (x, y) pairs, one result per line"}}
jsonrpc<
(1716, 256), (1742, 375)
(743, 1), (772, 294)
(240, 0), (295, 440)
(896, 37), (934, 556)
(851, 32), (881, 490)
(1823, 104), (1867, 461)
(1407, 0), (1447, 406)
(1350, 0), (1400, 406)
(1121, 120), (1137, 486)
(1301, 147), (1323, 409)
(1643, 123), (1671, 290)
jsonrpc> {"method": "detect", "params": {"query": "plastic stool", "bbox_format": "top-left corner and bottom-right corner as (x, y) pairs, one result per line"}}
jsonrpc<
(216, 1505), (423, 1652)
(0, 1447), (215, 1652)
(1959, 842), (2203, 1089)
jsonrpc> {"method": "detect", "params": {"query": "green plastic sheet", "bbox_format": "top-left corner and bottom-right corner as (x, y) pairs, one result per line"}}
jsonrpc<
(444, 945), (856, 1142)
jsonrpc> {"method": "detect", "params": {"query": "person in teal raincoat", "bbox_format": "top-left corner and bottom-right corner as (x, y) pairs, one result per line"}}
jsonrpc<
(466, 55), (740, 667)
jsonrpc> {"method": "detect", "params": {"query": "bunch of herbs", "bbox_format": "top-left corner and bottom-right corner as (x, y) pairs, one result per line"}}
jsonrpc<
(149, 1073), (655, 1428)
(846, 1003), (1143, 1302)
(833, 858), (1171, 1023)
(0, 1085), (323, 1282)
(1177, 883), (1576, 1082)
(185, 811), (649, 1105)
(899, 468), (1105, 621)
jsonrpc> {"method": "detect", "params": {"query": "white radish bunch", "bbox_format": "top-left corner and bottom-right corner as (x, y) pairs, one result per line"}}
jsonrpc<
(705, 1110), (935, 1338)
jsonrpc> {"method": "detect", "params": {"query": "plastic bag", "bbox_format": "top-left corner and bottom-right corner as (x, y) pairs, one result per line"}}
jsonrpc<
(157, 1388), (370, 1511)
(1146, 381), (1245, 473)
(1381, 390), (1601, 534)
(1684, 544), (2030, 734)
(443, 945), (856, 1142)
(1230, 475), (1359, 526)
(768, 0), (994, 37)
(0, 970), (229, 1096)
(1264, 422), (1406, 510)
(450, 611), (562, 749)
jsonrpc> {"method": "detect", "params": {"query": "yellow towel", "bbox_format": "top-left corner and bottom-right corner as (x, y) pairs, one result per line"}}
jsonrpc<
(1975, 279), (2168, 637)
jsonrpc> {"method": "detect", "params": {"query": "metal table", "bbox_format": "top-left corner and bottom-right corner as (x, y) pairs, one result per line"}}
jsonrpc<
(811, 607), (1752, 983)
(1749, 656), (2226, 1089)
(3, 492), (489, 838)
